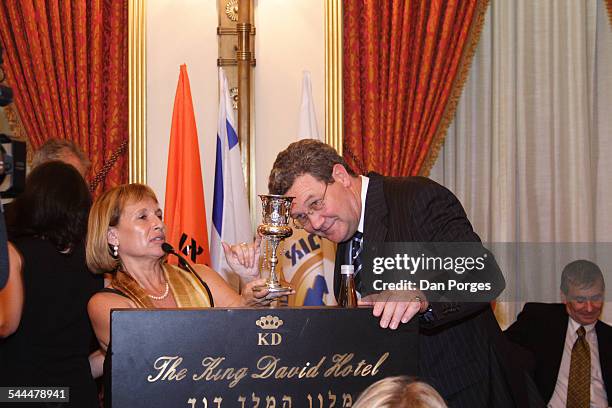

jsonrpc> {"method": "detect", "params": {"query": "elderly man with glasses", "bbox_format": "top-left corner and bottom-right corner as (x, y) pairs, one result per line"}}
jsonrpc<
(506, 260), (610, 407)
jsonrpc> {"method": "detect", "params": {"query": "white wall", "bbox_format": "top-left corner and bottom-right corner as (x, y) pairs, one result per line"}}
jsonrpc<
(253, 0), (325, 220)
(147, 0), (222, 227)
(147, 0), (325, 232)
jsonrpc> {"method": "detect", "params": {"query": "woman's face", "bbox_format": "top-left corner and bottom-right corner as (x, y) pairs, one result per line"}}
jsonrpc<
(109, 197), (166, 260)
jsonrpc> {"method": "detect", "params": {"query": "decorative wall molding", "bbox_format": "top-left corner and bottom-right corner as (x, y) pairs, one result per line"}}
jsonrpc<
(325, 0), (343, 153)
(128, 0), (147, 183)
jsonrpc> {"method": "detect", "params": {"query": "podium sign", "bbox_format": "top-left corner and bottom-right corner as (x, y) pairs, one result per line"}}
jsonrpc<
(111, 308), (418, 407)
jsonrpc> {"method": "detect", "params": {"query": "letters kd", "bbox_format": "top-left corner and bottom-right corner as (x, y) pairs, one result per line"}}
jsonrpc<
(255, 315), (284, 346)
(257, 332), (282, 346)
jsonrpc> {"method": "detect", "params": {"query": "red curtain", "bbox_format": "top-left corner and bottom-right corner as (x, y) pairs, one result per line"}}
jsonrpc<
(343, 0), (488, 176)
(0, 0), (128, 194)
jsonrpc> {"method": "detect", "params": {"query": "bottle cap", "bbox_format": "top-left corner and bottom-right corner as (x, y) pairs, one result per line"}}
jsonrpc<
(341, 264), (355, 275)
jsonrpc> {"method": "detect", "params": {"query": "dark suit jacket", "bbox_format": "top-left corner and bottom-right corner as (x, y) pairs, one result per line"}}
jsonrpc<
(334, 174), (533, 408)
(505, 302), (612, 403)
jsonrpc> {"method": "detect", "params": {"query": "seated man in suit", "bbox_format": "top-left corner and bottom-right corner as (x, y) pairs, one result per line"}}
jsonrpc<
(505, 259), (610, 407)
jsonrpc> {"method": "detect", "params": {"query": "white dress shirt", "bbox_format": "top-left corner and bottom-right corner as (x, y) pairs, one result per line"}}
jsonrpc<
(548, 317), (609, 408)
(357, 175), (369, 234)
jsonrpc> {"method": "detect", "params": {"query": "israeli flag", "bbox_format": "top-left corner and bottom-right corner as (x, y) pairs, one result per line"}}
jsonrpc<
(210, 68), (252, 289)
(281, 71), (335, 306)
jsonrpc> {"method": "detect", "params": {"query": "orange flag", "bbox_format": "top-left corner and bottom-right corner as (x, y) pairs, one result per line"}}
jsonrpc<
(164, 64), (211, 266)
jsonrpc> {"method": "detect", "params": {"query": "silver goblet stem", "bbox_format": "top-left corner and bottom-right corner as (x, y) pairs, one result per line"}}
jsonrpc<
(268, 237), (280, 285)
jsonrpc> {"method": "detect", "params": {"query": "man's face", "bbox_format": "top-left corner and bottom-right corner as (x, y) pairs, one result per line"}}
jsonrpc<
(562, 281), (604, 326)
(286, 167), (361, 243)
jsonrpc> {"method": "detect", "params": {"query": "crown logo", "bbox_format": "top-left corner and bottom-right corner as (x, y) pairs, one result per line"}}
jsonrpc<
(256, 315), (284, 330)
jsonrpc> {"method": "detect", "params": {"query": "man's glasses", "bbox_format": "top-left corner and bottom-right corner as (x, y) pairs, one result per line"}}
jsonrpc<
(291, 183), (330, 229)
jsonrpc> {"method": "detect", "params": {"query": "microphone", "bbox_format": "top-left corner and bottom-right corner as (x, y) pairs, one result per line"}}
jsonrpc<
(162, 243), (214, 307)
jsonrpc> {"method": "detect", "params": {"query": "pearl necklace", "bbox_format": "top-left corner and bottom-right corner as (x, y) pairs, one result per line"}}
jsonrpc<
(148, 281), (170, 301)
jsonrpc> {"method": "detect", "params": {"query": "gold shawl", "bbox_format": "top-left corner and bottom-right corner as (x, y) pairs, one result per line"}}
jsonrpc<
(111, 263), (212, 308)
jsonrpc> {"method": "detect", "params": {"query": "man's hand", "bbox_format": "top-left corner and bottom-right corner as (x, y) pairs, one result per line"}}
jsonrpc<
(222, 235), (262, 280)
(359, 291), (429, 330)
(241, 278), (295, 307)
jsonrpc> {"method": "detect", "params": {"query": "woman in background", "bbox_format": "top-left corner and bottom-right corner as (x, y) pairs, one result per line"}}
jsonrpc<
(0, 161), (101, 408)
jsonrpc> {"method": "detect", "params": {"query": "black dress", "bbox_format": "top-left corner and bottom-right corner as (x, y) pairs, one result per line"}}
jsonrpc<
(0, 237), (102, 407)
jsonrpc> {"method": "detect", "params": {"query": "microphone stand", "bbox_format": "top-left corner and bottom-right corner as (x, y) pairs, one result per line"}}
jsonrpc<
(162, 243), (214, 307)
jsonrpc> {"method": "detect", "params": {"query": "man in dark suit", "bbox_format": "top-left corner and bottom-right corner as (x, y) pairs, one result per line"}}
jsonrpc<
(268, 139), (537, 408)
(506, 260), (610, 407)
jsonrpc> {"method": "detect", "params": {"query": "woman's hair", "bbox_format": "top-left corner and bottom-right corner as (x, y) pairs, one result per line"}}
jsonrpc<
(353, 376), (447, 408)
(10, 161), (91, 252)
(86, 183), (158, 274)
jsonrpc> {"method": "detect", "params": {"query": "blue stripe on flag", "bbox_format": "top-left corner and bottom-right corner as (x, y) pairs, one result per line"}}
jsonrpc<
(303, 275), (328, 306)
(212, 135), (224, 234)
(226, 119), (238, 149)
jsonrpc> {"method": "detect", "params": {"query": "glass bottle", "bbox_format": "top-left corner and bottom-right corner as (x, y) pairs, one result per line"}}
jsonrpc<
(337, 264), (358, 308)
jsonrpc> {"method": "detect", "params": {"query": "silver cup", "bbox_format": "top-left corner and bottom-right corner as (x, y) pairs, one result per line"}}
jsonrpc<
(256, 194), (294, 294)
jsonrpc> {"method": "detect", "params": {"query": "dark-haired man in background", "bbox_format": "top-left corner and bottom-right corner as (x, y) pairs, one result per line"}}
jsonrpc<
(506, 260), (610, 407)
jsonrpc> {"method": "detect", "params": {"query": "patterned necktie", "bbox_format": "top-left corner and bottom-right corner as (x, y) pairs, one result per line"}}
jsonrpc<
(350, 231), (363, 291)
(567, 326), (590, 408)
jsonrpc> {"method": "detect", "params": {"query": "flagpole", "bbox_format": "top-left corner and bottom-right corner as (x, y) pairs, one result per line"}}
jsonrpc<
(237, 0), (252, 201)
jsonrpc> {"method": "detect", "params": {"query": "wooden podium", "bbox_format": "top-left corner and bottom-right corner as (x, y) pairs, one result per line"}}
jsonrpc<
(110, 307), (418, 407)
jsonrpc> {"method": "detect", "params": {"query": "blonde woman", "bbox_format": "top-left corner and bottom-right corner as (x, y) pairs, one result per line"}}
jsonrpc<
(86, 183), (276, 355)
(353, 376), (447, 408)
